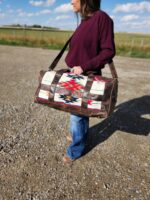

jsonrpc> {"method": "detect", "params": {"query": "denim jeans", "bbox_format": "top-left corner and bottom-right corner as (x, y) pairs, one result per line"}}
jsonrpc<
(67, 114), (89, 160)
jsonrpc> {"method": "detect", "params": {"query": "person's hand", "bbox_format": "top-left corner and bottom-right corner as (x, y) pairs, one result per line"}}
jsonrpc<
(72, 66), (83, 75)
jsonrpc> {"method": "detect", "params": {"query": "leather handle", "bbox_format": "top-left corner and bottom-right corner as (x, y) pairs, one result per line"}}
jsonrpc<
(108, 62), (118, 79)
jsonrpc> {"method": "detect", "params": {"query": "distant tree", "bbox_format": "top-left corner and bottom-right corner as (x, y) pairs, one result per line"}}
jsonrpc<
(32, 24), (42, 28)
(15, 24), (21, 27)
(43, 26), (59, 30)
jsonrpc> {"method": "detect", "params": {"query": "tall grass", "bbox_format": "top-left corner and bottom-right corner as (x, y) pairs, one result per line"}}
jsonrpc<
(0, 28), (150, 58)
(0, 28), (72, 49)
(115, 32), (150, 58)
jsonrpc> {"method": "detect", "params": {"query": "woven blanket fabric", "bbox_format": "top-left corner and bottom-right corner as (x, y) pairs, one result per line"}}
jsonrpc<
(38, 71), (106, 110)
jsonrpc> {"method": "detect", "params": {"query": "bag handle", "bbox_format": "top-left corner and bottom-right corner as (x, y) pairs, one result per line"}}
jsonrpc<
(108, 62), (118, 79)
(48, 35), (118, 79)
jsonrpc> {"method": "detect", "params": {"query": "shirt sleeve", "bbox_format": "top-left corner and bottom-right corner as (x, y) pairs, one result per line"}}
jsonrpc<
(81, 13), (116, 72)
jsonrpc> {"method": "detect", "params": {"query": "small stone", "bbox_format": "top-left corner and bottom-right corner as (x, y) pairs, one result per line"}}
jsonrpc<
(0, 143), (4, 151)
(143, 163), (149, 167)
(103, 183), (111, 189)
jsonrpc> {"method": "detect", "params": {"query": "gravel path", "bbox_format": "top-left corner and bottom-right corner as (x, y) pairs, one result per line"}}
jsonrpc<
(0, 45), (150, 200)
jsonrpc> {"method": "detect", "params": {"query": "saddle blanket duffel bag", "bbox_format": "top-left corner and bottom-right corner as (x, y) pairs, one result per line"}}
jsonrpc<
(34, 36), (118, 118)
(34, 64), (118, 118)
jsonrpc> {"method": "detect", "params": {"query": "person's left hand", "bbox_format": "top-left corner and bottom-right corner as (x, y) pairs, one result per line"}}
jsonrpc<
(72, 66), (83, 75)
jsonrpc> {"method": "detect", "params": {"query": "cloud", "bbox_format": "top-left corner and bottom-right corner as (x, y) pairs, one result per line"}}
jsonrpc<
(39, 9), (51, 14)
(46, 19), (76, 30)
(114, 1), (150, 13)
(8, 9), (14, 14)
(55, 15), (70, 20)
(131, 16), (150, 28)
(48, 15), (70, 22)
(29, 0), (43, 7)
(54, 3), (72, 13)
(17, 9), (51, 17)
(110, 15), (115, 20)
(124, 21), (150, 31)
(17, 10), (29, 17)
(121, 14), (139, 22)
(0, 12), (5, 19)
(45, 0), (55, 6)
(29, 0), (55, 7)
(115, 15), (150, 33)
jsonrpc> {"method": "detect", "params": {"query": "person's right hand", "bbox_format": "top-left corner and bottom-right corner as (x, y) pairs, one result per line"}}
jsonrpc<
(72, 66), (83, 75)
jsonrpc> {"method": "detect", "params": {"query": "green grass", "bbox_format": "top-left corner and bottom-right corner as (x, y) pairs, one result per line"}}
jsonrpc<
(115, 32), (150, 58)
(0, 28), (150, 58)
(0, 38), (64, 50)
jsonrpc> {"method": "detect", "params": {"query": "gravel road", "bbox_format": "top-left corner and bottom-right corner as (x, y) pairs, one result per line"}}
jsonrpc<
(0, 45), (150, 200)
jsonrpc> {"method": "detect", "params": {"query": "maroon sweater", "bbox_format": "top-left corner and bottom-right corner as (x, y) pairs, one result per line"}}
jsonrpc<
(65, 10), (115, 73)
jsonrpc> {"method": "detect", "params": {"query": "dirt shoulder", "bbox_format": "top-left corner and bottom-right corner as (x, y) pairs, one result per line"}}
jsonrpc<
(0, 45), (150, 200)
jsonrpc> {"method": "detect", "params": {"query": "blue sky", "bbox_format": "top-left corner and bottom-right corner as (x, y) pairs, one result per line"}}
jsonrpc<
(0, 0), (150, 33)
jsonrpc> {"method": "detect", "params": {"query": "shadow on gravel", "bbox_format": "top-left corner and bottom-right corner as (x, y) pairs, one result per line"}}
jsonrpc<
(84, 95), (150, 156)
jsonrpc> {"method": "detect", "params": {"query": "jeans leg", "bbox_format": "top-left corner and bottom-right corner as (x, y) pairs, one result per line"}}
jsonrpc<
(67, 114), (89, 160)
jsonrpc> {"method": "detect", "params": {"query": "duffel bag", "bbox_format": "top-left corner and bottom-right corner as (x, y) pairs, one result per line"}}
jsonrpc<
(34, 37), (118, 118)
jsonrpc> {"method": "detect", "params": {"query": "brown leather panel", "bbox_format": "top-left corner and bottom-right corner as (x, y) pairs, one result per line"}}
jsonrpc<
(81, 76), (93, 109)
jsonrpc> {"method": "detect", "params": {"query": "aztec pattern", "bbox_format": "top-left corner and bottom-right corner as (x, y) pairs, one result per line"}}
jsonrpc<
(38, 71), (107, 110)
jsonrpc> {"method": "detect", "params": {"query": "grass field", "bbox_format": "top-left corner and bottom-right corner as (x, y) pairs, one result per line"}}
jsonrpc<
(0, 27), (150, 58)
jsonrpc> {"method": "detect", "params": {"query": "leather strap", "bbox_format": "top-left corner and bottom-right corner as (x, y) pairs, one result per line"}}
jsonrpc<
(48, 36), (72, 71)
(108, 62), (118, 79)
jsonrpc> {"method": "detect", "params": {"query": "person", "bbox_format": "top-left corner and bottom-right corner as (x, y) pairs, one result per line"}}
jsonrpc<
(63, 0), (116, 163)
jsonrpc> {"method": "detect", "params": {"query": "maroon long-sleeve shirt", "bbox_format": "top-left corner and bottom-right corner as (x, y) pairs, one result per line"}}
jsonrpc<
(65, 10), (116, 73)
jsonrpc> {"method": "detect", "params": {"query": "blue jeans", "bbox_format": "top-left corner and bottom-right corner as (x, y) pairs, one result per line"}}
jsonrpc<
(67, 114), (89, 160)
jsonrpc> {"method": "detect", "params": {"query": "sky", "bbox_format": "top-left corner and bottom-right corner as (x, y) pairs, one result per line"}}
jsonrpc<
(0, 0), (150, 33)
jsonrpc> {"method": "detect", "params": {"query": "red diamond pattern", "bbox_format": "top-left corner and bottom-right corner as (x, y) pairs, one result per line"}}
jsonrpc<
(59, 79), (84, 91)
